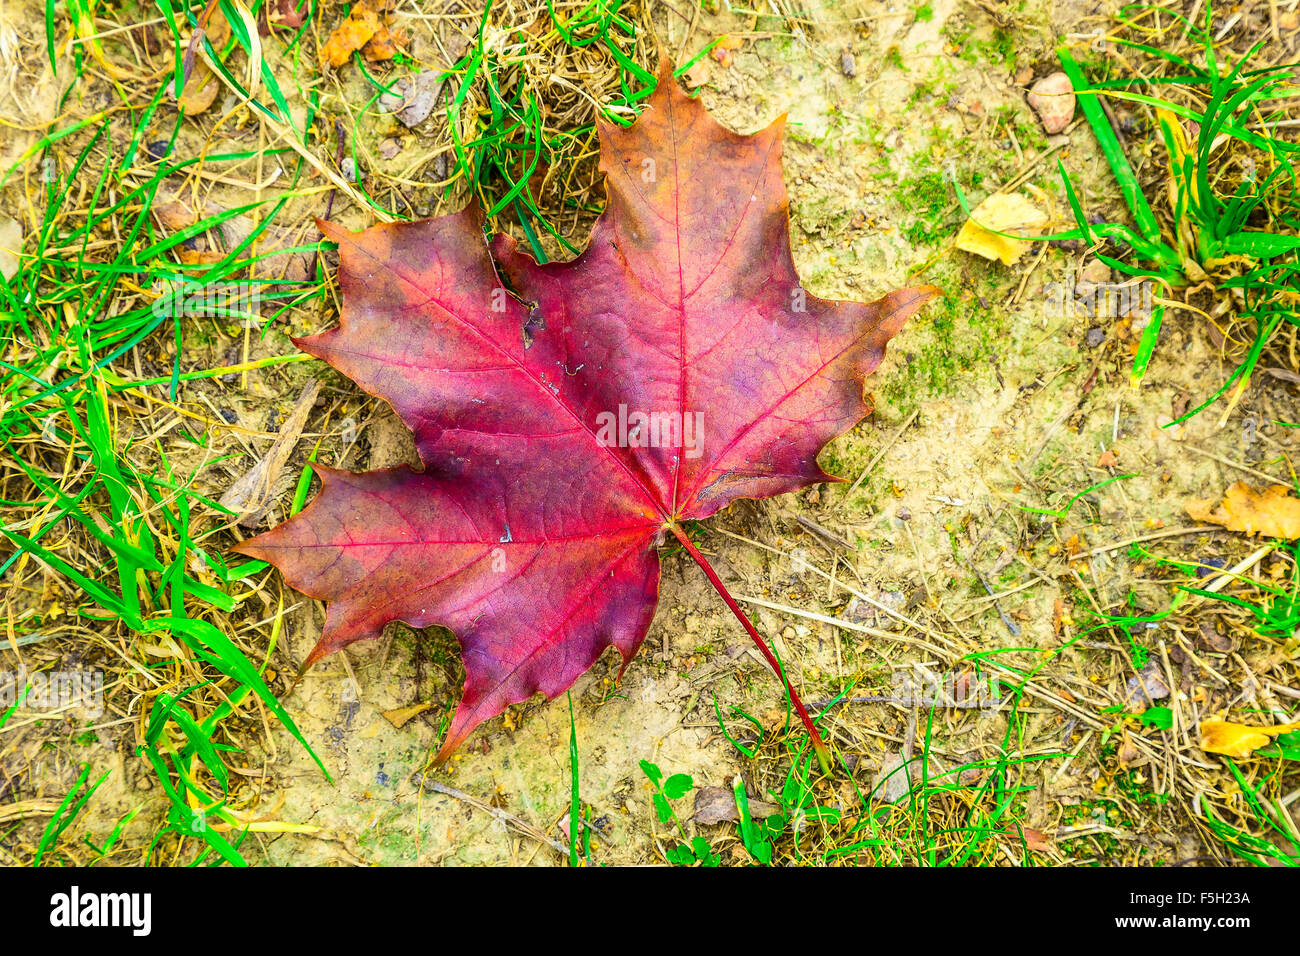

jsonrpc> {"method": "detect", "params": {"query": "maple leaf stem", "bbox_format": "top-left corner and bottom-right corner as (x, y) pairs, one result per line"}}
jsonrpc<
(668, 522), (832, 774)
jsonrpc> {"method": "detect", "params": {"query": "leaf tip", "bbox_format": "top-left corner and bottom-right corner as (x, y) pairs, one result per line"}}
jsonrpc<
(879, 284), (942, 334)
(291, 330), (333, 361)
(432, 720), (474, 766)
(229, 541), (257, 564)
(300, 640), (334, 673)
(315, 217), (347, 244)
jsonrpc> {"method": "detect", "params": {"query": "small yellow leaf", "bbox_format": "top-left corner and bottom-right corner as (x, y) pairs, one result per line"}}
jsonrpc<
(711, 34), (745, 68)
(320, 3), (382, 68)
(1186, 482), (1300, 539)
(1200, 718), (1300, 758)
(955, 192), (1048, 266)
(382, 701), (432, 729)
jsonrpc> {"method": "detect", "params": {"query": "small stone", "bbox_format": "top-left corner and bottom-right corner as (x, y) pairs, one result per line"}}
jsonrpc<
(872, 754), (945, 804)
(1027, 71), (1075, 134)
(1123, 659), (1170, 709)
(0, 215), (22, 281)
(1013, 65), (1034, 87)
(873, 754), (912, 803)
(380, 80), (407, 112)
(840, 50), (856, 78)
(693, 786), (780, 825)
(1194, 556), (1227, 579)
(1081, 259), (1112, 285)
(379, 69), (445, 128)
(1085, 327), (1105, 348)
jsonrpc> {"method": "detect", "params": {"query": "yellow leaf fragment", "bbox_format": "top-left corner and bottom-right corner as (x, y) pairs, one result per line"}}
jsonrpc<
(319, 0), (403, 68)
(320, 5), (381, 68)
(1185, 481), (1300, 540)
(1200, 718), (1300, 758)
(382, 701), (432, 729)
(955, 192), (1048, 266)
(242, 821), (323, 834)
(711, 34), (745, 68)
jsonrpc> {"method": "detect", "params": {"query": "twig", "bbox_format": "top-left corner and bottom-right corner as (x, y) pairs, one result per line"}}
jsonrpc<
(840, 408), (920, 503)
(416, 778), (569, 856)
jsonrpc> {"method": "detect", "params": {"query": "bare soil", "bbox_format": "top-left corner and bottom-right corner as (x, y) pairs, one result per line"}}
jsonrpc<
(2, 0), (1297, 866)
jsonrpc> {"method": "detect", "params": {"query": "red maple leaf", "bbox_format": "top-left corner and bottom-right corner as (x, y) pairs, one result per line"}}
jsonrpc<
(235, 62), (937, 764)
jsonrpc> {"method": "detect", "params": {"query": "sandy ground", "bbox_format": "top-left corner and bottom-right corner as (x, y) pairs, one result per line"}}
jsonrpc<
(2, 0), (1297, 866)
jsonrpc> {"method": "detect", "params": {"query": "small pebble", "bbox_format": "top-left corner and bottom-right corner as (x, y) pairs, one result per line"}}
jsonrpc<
(1027, 71), (1076, 134)
(1085, 327), (1105, 348)
(1195, 556), (1227, 579)
(1081, 259), (1112, 285)
(380, 70), (446, 128)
